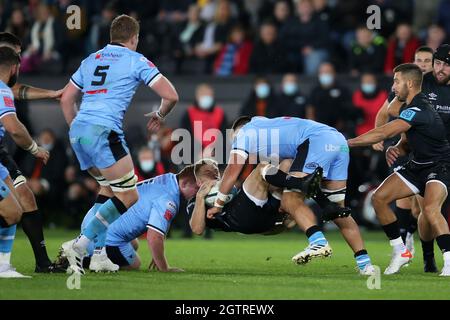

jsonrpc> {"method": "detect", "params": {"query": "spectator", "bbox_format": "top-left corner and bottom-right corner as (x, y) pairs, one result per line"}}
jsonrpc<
(306, 62), (353, 134)
(20, 3), (63, 73)
(194, 0), (235, 73)
(279, 0), (330, 75)
(180, 84), (228, 163)
(87, 2), (118, 53)
(352, 73), (388, 136)
(424, 24), (448, 51)
(5, 7), (30, 47)
(249, 21), (286, 74)
(241, 77), (279, 118)
(277, 73), (308, 118)
(312, 0), (332, 24)
(384, 23), (421, 74)
(349, 26), (386, 76)
(272, 0), (292, 29)
(213, 25), (253, 76)
(20, 129), (68, 213)
(173, 4), (205, 74)
(134, 146), (167, 181)
(436, 0), (450, 37)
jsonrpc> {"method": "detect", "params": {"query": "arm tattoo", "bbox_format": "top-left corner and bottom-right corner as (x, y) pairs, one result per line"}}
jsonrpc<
(18, 85), (30, 101)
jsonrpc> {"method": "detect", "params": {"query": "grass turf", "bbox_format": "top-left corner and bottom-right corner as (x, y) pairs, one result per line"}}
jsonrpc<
(1, 228), (450, 300)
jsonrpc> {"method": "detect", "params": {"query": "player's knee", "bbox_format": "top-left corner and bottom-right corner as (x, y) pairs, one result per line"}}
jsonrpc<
(280, 191), (302, 211)
(1, 206), (22, 226)
(16, 182), (37, 210)
(371, 189), (388, 208)
(422, 203), (440, 218)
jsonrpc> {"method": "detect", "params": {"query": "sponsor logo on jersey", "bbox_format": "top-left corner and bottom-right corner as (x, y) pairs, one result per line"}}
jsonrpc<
(428, 92), (438, 101)
(305, 162), (319, 170)
(164, 209), (174, 221)
(3, 96), (14, 108)
(427, 173), (437, 180)
(399, 109), (416, 121)
(435, 105), (450, 113)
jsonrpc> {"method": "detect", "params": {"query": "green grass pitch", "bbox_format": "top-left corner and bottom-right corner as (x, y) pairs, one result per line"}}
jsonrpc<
(2, 229), (450, 300)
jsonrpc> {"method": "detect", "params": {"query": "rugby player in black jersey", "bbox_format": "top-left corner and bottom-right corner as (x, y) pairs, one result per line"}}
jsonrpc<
(348, 63), (450, 276)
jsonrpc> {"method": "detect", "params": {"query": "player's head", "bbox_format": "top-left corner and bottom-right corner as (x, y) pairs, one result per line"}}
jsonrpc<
(0, 32), (22, 54)
(392, 63), (423, 102)
(194, 158), (220, 187)
(177, 164), (198, 200)
(433, 44), (450, 85)
(414, 46), (433, 74)
(231, 115), (251, 138)
(110, 14), (140, 51)
(0, 46), (20, 87)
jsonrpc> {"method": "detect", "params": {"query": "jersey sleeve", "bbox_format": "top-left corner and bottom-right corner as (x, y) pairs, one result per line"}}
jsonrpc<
(133, 55), (161, 87)
(70, 58), (86, 90)
(146, 197), (178, 236)
(0, 88), (16, 119)
(230, 129), (252, 160)
(398, 106), (427, 126)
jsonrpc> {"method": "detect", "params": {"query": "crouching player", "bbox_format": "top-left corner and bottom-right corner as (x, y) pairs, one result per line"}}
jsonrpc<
(58, 165), (198, 272)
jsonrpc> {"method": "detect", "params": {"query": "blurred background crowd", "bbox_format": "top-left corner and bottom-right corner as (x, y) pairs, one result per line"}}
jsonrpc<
(1, 0), (450, 233)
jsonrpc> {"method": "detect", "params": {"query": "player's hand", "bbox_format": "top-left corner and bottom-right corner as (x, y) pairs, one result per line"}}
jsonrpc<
(34, 147), (50, 164)
(197, 181), (216, 199)
(386, 146), (400, 167)
(49, 86), (66, 100)
(145, 111), (163, 133)
(207, 206), (222, 219)
(372, 141), (384, 152)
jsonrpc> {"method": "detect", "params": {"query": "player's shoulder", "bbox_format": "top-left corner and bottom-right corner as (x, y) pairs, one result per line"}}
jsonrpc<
(0, 82), (13, 97)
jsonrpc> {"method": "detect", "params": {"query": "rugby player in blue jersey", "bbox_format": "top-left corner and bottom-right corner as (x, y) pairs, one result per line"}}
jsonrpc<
(208, 116), (375, 275)
(56, 165), (198, 272)
(60, 15), (179, 274)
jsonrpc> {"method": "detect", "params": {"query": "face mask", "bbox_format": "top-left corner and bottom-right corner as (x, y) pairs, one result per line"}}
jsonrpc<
(140, 160), (155, 172)
(361, 83), (376, 95)
(255, 83), (270, 99)
(319, 73), (334, 87)
(198, 95), (214, 110)
(283, 82), (298, 96)
(41, 143), (53, 151)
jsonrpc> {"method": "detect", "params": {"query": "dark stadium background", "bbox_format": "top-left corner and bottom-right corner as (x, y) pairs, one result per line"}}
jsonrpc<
(1, 0), (449, 230)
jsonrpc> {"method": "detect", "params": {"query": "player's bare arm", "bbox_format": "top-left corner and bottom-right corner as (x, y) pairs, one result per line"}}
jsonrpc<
(348, 119), (411, 148)
(146, 76), (179, 133)
(12, 83), (65, 101)
(60, 82), (81, 125)
(372, 98), (389, 151)
(147, 228), (183, 272)
(0, 113), (49, 164)
(386, 133), (410, 166)
(190, 181), (215, 235)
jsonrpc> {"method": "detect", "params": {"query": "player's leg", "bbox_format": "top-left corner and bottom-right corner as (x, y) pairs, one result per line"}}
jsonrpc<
(105, 243), (140, 271)
(371, 172), (416, 274)
(241, 163), (271, 203)
(0, 176), (29, 278)
(394, 197), (412, 244)
(417, 201), (438, 273)
(404, 196), (420, 258)
(421, 181), (450, 276)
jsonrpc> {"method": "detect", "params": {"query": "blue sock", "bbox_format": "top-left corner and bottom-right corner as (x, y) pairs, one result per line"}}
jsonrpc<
(355, 253), (372, 270)
(0, 225), (16, 257)
(82, 199), (124, 241)
(308, 231), (328, 246)
(94, 230), (107, 250)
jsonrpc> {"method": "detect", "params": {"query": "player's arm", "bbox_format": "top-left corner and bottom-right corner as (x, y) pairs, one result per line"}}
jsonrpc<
(372, 99), (389, 151)
(146, 229), (183, 272)
(190, 181), (216, 235)
(348, 119), (411, 148)
(208, 152), (246, 217)
(387, 96), (403, 118)
(0, 114), (49, 163)
(146, 76), (179, 133)
(11, 83), (64, 101)
(386, 133), (410, 167)
(60, 82), (81, 125)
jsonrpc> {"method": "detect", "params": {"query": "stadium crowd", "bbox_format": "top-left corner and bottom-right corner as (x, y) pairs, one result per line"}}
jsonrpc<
(1, 0), (450, 230)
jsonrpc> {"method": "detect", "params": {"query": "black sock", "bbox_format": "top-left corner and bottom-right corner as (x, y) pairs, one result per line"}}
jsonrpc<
(111, 196), (128, 215)
(96, 194), (110, 204)
(421, 238), (435, 259)
(407, 214), (418, 234)
(21, 210), (51, 267)
(394, 207), (411, 242)
(262, 167), (308, 190)
(354, 249), (368, 258)
(381, 220), (401, 240)
(305, 225), (322, 238)
(436, 234), (450, 253)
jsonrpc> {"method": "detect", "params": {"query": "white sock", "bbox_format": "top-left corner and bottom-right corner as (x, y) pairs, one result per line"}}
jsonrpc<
(390, 237), (407, 253)
(0, 252), (11, 265)
(74, 235), (90, 251)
